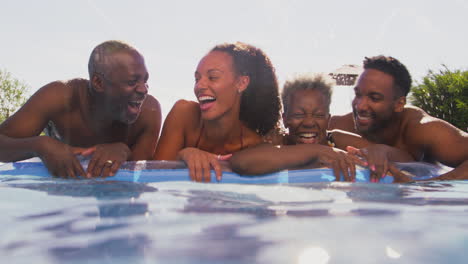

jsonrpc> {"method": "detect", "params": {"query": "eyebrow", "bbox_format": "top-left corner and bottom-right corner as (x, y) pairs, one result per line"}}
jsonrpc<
(129, 73), (148, 79)
(207, 69), (223, 74)
(194, 69), (223, 75)
(369, 92), (384, 97)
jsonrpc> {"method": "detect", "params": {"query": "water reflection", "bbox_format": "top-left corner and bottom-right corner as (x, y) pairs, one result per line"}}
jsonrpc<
(385, 246), (402, 259)
(298, 246), (330, 264)
(2, 180), (155, 263)
(1, 176), (468, 263)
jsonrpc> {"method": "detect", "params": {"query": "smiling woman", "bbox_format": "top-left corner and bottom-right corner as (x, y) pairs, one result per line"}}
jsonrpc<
(153, 42), (281, 182)
(229, 74), (366, 180)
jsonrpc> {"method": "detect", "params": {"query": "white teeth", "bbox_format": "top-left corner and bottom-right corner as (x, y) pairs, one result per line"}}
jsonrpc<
(299, 133), (317, 138)
(128, 100), (143, 107)
(358, 114), (371, 120)
(198, 95), (216, 102)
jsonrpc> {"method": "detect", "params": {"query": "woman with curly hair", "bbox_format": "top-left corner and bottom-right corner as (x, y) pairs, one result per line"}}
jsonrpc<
(154, 42), (281, 182)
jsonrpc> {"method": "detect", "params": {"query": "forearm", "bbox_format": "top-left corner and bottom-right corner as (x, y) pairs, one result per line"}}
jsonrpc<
(0, 134), (47, 162)
(436, 159), (468, 180)
(385, 145), (415, 162)
(330, 129), (369, 150)
(230, 144), (324, 175)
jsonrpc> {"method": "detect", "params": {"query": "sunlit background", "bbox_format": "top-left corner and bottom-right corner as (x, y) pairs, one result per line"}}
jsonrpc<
(1, 0), (467, 119)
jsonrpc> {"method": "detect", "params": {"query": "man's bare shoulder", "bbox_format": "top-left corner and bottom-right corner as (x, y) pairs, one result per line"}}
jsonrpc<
(140, 94), (161, 115)
(403, 105), (452, 128)
(329, 112), (355, 131)
(402, 105), (466, 140)
(0, 79), (87, 136)
(133, 95), (162, 127)
(35, 79), (87, 109)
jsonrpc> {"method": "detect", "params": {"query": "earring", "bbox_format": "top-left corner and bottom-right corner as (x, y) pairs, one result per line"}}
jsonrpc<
(237, 89), (241, 94)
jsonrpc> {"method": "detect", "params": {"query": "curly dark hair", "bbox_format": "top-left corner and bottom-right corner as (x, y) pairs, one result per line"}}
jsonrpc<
(281, 74), (333, 115)
(211, 42), (281, 136)
(363, 55), (412, 97)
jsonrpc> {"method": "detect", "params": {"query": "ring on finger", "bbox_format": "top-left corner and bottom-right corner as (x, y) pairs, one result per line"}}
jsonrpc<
(106, 160), (114, 166)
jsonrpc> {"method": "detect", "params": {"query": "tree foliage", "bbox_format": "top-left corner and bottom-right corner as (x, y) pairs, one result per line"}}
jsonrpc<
(0, 69), (29, 123)
(410, 66), (468, 131)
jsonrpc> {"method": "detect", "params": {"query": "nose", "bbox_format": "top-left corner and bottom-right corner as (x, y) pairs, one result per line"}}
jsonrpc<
(194, 76), (207, 94)
(301, 114), (317, 128)
(136, 82), (148, 95)
(353, 96), (368, 112)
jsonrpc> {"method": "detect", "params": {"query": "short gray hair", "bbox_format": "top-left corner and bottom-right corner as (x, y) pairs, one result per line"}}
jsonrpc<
(281, 74), (334, 114)
(88, 40), (136, 79)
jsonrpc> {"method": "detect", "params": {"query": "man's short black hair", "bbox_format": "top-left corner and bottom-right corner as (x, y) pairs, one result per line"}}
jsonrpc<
(363, 55), (412, 97)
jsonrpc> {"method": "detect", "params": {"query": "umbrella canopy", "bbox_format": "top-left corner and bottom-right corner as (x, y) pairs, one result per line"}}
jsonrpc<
(329, 64), (362, 86)
(331, 64), (363, 75)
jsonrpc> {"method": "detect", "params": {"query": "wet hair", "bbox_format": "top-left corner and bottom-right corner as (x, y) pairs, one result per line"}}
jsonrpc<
(281, 74), (333, 115)
(211, 42), (281, 136)
(88, 40), (137, 79)
(363, 55), (412, 97)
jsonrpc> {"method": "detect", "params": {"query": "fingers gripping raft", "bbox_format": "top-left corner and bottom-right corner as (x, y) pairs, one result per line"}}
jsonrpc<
(0, 159), (450, 183)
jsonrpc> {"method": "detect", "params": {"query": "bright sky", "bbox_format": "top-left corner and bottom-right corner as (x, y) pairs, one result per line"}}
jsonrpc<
(1, 0), (467, 118)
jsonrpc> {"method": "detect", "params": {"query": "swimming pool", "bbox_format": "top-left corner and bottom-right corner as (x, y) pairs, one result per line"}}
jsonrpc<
(1, 161), (468, 263)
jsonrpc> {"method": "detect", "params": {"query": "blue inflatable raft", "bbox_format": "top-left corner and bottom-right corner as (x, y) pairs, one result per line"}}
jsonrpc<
(0, 159), (450, 184)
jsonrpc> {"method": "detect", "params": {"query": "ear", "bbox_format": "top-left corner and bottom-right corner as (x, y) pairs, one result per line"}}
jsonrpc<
(393, 96), (406, 113)
(236, 75), (250, 93)
(91, 74), (105, 93)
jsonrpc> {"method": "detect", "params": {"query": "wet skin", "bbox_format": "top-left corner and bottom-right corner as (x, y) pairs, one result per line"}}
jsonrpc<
(329, 68), (468, 181)
(0, 50), (162, 178)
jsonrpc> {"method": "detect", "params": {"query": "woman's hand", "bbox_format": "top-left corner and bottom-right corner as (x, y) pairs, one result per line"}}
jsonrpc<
(178, 147), (231, 182)
(317, 146), (366, 182)
(346, 145), (412, 183)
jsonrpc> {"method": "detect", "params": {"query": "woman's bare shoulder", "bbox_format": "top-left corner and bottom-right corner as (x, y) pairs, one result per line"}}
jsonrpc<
(160, 99), (202, 135)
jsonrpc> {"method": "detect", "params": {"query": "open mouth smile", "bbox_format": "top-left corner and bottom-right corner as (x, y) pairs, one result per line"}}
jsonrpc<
(198, 95), (216, 111)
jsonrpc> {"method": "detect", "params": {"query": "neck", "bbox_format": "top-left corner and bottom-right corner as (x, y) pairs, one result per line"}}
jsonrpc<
(203, 115), (244, 143)
(83, 84), (117, 131)
(364, 114), (402, 145)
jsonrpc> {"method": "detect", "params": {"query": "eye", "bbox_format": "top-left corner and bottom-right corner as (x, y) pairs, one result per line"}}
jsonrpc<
(314, 113), (327, 119)
(127, 80), (137, 86)
(370, 95), (383, 102)
(291, 113), (305, 119)
(194, 73), (201, 83)
(209, 76), (219, 81)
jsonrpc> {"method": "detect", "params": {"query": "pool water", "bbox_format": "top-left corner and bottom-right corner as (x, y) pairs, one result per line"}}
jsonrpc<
(1, 171), (468, 263)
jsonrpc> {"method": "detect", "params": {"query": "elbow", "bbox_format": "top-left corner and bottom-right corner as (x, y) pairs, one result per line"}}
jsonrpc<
(230, 154), (256, 175)
(229, 154), (247, 174)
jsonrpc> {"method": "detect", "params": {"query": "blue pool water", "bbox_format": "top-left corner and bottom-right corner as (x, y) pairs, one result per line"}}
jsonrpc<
(1, 161), (468, 263)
